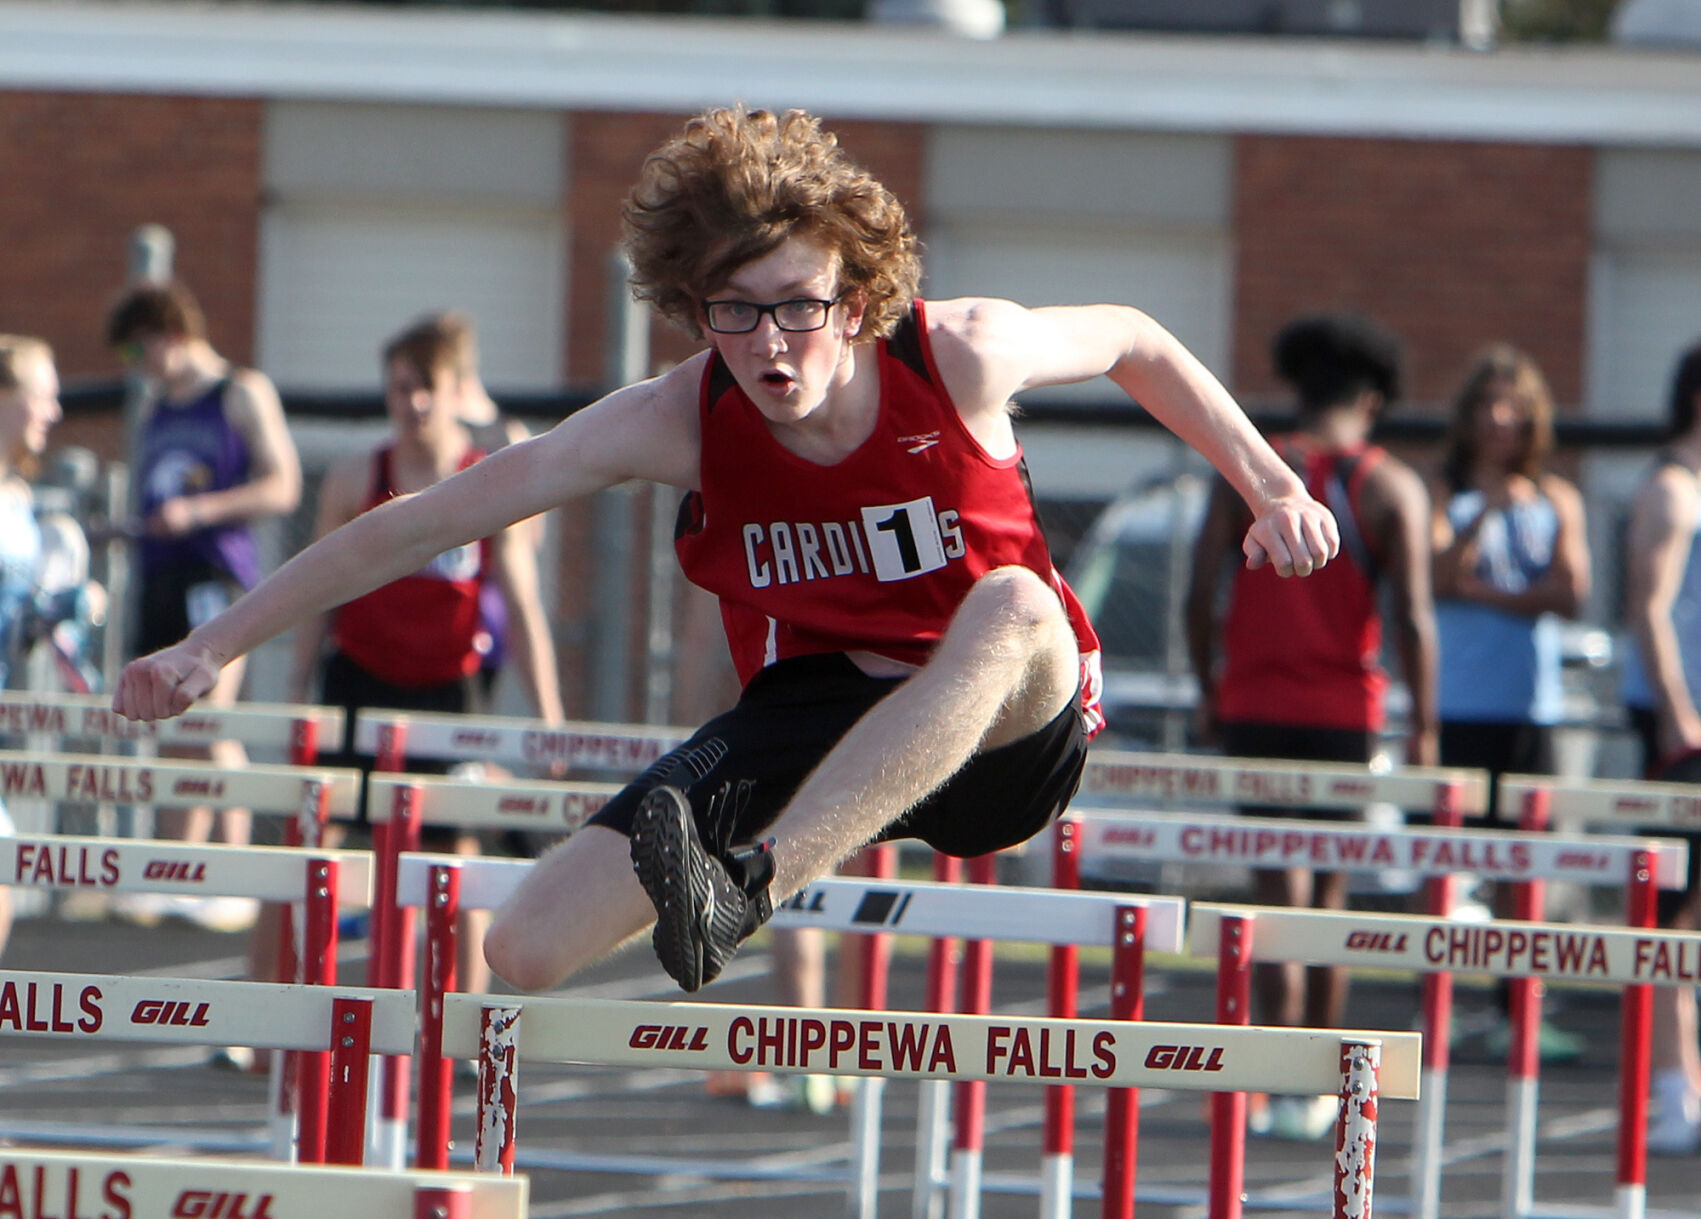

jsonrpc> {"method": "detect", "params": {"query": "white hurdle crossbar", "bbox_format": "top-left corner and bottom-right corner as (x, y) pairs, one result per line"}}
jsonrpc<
(353, 708), (687, 772)
(0, 689), (345, 756)
(396, 848), (1184, 1218)
(0, 970), (414, 1165)
(0, 1147), (528, 1218)
(0, 748), (361, 820)
(440, 993), (1419, 1219)
(1078, 749), (1490, 816)
(0, 833), (373, 1161)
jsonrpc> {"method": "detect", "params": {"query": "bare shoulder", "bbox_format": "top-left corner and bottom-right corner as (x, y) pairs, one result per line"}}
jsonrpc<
(1365, 450), (1430, 514)
(921, 296), (1030, 415)
(1537, 471), (1586, 513)
(221, 367), (284, 422)
(316, 450), (372, 525)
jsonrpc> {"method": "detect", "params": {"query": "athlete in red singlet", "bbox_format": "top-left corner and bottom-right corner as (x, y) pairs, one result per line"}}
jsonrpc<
(1187, 312), (1436, 1141)
(283, 313), (564, 998)
(116, 106), (1342, 996)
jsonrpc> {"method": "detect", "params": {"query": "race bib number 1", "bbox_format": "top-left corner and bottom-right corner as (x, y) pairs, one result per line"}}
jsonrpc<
(861, 497), (948, 582)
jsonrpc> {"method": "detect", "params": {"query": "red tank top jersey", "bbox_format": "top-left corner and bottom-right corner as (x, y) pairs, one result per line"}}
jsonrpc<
(1216, 437), (1388, 731)
(332, 445), (490, 689)
(675, 300), (1104, 736)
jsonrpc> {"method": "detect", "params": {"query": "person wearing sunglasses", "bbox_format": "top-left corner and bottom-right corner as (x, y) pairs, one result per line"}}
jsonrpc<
(114, 105), (1339, 995)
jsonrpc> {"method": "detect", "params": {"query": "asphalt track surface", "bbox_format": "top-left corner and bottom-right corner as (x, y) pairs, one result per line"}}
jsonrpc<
(1, 904), (1698, 1219)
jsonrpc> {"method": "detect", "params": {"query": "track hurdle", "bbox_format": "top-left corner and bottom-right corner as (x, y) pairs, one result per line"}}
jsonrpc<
(0, 748), (363, 1157)
(1187, 887), (1701, 1219)
(0, 831), (372, 1161)
(1497, 772), (1701, 1219)
(0, 1148), (528, 1218)
(0, 968), (413, 1165)
(1074, 803), (1685, 1219)
(393, 840), (1187, 1219)
(440, 992), (1420, 1219)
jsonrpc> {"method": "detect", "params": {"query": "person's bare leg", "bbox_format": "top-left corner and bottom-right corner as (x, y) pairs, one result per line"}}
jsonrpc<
(1304, 869), (1349, 1029)
(764, 567), (1078, 897)
(1253, 866), (1308, 1027)
(483, 826), (655, 991)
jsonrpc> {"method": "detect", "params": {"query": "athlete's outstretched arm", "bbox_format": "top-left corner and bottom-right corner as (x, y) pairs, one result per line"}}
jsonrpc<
(114, 363), (703, 721)
(928, 297), (1339, 578)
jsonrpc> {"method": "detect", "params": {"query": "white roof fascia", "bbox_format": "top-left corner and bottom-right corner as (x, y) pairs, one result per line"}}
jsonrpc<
(2, 1), (1701, 147)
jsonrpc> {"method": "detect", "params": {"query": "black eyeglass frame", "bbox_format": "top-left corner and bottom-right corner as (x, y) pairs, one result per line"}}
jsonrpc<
(700, 294), (845, 335)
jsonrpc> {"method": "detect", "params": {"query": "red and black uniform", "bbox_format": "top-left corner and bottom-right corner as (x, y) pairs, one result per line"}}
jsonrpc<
(1216, 436), (1387, 805)
(321, 444), (490, 824)
(590, 301), (1100, 858)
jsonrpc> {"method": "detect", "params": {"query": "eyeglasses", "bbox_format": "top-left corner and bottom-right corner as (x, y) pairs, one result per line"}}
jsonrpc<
(115, 340), (147, 366)
(701, 296), (840, 335)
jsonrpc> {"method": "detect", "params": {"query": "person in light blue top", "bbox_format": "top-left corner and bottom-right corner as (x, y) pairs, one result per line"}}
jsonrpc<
(1430, 345), (1591, 1066)
(1432, 345), (1590, 823)
(1621, 337), (1701, 1154)
(0, 334), (68, 956)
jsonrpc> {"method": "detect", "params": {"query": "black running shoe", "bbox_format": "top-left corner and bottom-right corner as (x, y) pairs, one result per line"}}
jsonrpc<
(629, 785), (774, 992)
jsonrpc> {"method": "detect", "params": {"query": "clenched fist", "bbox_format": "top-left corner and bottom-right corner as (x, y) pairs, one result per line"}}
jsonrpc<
(112, 643), (221, 722)
(1243, 495), (1340, 578)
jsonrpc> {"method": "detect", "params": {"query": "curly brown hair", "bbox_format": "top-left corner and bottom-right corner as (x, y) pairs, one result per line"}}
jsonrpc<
(622, 106), (921, 342)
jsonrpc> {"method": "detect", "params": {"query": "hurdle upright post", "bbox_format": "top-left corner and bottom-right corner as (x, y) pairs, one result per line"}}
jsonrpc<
(1411, 779), (1462, 1219)
(475, 1004), (522, 1174)
(417, 862), (461, 1171)
(913, 852), (963, 1219)
(1042, 817), (1082, 1219)
(1502, 786), (1551, 1219)
(326, 996), (375, 1166)
(1209, 912), (1254, 1219)
(949, 853), (998, 1219)
(1616, 845), (1657, 1219)
(1101, 904), (1147, 1219)
(1334, 1038), (1382, 1219)
(850, 841), (898, 1219)
(374, 769), (421, 1169)
(296, 855), (341, 1164)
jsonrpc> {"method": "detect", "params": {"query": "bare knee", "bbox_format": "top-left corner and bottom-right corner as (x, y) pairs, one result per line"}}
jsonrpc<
(483, 912), (561, 993)
(961, 566), (1068, 644)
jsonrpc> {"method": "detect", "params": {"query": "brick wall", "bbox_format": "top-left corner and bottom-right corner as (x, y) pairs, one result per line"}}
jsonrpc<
(0, 92), (263, 385)
(1233, 135), (1593, 412)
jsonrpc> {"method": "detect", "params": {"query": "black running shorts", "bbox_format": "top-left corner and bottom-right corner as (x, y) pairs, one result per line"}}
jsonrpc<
(586, 652), (1088, 859)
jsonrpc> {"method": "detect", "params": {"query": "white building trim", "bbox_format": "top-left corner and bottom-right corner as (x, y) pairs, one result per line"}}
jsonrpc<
(3, 1), (1701, 147)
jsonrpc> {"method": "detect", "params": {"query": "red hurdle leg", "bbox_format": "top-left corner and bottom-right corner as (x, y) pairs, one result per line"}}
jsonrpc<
(1412, 780), (1462, 1219)
(417, 863), (461, 1170)
(1209, 913), (1254, 1219)
(1617, 846), (1657, 1219)
(949, 853), (998, 1219)
(413, 1185), (472, 1219)
(1333, 1039), (1382, 1219)
(1101, 904), (1147, 1219)
(475, 1004), (523, 1174)
(1502, 787), (1550, 1219)
(1043, 817), (1081, 1219)
(296, 856), (341, 1164)
(375, 772), (422, 1170)
(326, 997), (374, 1166)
